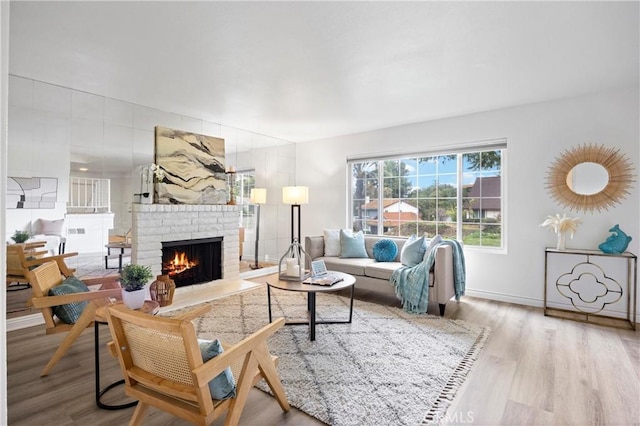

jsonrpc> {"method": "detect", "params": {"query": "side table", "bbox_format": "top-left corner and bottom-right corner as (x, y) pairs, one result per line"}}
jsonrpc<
(94, 300), (159, 410)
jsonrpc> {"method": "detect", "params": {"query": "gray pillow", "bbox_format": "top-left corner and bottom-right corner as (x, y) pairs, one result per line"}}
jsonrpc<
(199, 339), (237, 400)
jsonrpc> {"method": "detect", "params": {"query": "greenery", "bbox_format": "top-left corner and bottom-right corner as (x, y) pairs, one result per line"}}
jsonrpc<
(11, 230), (31, 243)
(119, 264), (153, 292)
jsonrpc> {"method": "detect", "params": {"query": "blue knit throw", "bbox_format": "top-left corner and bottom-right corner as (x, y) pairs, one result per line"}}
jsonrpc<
(391, 239), (466, 314)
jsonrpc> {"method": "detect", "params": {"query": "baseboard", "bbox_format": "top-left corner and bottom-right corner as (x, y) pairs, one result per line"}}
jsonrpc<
(464, 288), (640, 325)
(239, 265), (278, 279)
(7, 314), (44, 332)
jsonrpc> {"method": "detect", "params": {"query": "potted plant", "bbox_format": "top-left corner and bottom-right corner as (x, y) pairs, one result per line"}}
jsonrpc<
(120, 264), (153, 309)
(11, 230), (31, 244)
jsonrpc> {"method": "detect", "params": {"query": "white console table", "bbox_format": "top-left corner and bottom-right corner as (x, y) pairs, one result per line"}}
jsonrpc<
(544, 248), (637, 330)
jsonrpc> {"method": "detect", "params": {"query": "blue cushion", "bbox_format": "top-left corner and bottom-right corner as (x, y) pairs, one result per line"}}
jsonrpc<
(372, 239), (398, 262)
(199, 339), (237, 400)
(340, 230), (368, 258)
(400, 235), (427, 266)
(49, 276), (90, 324)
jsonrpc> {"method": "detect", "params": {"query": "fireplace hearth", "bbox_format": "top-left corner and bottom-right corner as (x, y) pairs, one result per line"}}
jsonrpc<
(162, 237), (222, 287)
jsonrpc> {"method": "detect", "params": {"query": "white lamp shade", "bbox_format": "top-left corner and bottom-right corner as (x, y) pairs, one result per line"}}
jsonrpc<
(250, 188), (267, 204)
(282, 186), (309, 205)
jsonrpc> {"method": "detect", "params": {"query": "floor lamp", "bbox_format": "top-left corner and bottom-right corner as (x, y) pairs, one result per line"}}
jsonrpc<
(249, 188), (267, 270)
(282, 186), (309, 243)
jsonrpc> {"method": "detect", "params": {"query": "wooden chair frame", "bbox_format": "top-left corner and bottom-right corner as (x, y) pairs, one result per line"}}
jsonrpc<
(6, 241), (78, 288)
(106, 304), (290, 425)
(28, 261), (122, 376)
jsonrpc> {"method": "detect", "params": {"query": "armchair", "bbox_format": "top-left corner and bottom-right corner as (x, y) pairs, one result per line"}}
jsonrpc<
(6, 242), (77, 290)
(105, 304), (290, 425)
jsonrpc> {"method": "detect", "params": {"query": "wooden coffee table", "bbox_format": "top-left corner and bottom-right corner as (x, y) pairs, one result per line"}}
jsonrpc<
(265, 271), (356, 341)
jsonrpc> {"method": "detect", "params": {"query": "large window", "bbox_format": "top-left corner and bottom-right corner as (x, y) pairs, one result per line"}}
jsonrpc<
(234, 170), (256, 228)
(349, 145), (504, 248)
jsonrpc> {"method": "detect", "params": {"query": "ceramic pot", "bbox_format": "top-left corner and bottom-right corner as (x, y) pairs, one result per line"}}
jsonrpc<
(122, 288), (146, 309)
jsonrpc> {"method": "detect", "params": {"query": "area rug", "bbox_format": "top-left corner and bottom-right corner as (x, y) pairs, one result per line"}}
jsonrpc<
(186, 286), (490, 426)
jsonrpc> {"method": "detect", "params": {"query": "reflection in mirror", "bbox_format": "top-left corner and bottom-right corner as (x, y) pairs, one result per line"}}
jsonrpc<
(546, 143), (635, 212)
(566, 162), (609, 195)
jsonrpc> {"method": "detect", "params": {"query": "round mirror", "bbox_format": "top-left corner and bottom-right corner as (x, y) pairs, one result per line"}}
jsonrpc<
(566, 162), (609, 195)
(546, 144), (635, 212)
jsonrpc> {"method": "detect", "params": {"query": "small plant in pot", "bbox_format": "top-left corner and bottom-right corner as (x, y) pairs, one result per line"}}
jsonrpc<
(11, 230), (31, 244)
(120, 264), (153, 309)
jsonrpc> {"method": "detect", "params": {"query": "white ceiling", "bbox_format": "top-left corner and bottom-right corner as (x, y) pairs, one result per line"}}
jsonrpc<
(9, 1), (639, 143)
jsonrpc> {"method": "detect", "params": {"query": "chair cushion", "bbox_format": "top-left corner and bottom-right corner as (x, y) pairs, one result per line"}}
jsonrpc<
(400, 235), (427, 266)
(372, 239), (398, 262)
(49, 276), (90, 324)
(199, 339), (237, 400)
(319, 256), (377, 276)
(340, 230), (368, 258)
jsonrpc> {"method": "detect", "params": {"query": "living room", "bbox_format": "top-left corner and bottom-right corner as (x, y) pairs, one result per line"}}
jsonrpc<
(1, 2), (639, 425)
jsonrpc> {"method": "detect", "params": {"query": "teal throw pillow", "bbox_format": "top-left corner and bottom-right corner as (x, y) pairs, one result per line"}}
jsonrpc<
(199, 339), (237, 400)
(372, 239), (398, 262)
(423, 235), (444, 261)
(49, 276), (90, 324)
(400, 235), (427, 266)
(340, 230), (368, 258)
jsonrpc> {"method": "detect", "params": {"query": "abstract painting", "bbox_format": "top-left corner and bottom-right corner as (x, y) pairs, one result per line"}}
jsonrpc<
(7, 177), (58, 209)
(154, 126), (227, 205)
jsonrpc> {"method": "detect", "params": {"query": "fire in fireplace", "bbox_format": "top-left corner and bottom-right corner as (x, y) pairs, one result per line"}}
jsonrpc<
(161, 237), (222, 287)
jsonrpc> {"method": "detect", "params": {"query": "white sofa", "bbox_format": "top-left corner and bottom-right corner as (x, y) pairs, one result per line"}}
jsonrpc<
(305, 235), (456, 315)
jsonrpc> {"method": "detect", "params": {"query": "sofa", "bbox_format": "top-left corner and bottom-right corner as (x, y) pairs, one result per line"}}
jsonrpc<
(305, 234), (456, 315)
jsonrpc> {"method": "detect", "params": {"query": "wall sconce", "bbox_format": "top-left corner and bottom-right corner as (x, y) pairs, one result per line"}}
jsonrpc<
(249, 188), (267, 270)
(282, 186), (309, 243)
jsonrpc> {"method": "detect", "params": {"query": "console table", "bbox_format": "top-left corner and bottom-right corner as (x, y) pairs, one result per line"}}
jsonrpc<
(544, 248), (637, 330)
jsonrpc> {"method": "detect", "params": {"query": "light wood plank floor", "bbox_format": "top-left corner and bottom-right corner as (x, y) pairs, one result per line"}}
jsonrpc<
(7, 278), (639, 425)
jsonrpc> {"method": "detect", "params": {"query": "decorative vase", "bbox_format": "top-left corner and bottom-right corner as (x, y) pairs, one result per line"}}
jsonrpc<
(556, 231), (566, 250)
(122, 288), (146, 309)
(150, 274), (176, 307)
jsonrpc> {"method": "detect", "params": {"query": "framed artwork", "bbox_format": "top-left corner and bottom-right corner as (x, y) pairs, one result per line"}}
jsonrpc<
(7, 177), (58, 209)
(154, 126), (227, 205)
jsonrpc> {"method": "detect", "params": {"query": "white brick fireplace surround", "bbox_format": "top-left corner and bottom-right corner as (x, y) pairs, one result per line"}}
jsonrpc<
(131, 204), (240, 281)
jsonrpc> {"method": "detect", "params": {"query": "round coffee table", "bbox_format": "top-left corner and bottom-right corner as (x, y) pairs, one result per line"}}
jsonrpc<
(265, 271), (356, 341)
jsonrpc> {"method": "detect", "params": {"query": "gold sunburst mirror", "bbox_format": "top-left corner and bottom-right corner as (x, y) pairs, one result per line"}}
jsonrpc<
(546, 143), (636, 213)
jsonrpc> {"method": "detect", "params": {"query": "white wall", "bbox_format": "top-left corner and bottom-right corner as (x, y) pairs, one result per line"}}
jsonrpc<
(1, 0), (9, 421)
(296, 85), (640, 319)
(6, 76), (297, 262)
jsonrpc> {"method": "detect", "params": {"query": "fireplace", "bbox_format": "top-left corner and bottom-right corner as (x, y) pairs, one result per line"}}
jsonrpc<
(161, 237), (222, 287)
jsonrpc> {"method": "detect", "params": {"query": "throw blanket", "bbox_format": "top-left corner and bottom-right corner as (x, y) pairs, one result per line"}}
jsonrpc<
(391, 240), (466, 313)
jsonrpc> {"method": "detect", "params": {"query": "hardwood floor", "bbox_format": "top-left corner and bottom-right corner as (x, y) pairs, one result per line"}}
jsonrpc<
(7, 278), (639, 425)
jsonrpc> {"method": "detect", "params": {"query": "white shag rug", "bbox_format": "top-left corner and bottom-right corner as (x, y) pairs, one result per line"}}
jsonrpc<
(187, 286), (490, 426)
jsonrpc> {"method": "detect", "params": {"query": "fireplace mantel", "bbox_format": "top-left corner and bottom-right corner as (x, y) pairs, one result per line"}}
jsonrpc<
(131, 204), (240, 281)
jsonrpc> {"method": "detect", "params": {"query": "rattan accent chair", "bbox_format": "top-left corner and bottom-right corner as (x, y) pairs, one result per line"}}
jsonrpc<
(28, 261), (121, 376)
(105, 304), (290, 425)
(6, 241), (77, 289)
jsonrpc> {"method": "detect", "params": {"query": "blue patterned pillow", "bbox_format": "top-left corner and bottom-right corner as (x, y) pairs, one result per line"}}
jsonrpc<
(199, 339), (237, 400)
(340, 229), (368, 258)
(372, 239), (398, 262)
(49, 276), (90, 324)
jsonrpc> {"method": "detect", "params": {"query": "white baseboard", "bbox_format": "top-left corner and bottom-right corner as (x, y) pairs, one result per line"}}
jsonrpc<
(7, 314), (44, 332)
(464, 288), (640, 325)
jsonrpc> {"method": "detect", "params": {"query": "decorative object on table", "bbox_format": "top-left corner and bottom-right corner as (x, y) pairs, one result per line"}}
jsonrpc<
(119, 264), (153, 309)
(154, 126), (227, 205)
(225, 166), (237, 205)
(546, 143), (636, 213)
(184, 287), (490, 426)
(149, 274), (176, 307)
(249, 188), (267, 269)
(282, 186), (309, 243)
(278, 238), (310, 281)
(540, 213), (582, 250)
(10, 230), (31, 243)
(598, 224), (632, 254)
(135, 163), (165, 204)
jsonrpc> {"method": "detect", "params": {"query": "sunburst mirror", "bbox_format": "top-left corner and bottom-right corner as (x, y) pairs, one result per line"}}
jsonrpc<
(546, 143), (636, 213)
